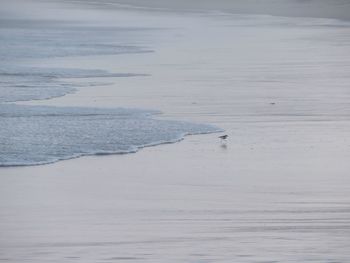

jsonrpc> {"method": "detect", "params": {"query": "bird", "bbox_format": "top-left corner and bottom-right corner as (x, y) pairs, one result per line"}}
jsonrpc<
(219, 135), (228, 140)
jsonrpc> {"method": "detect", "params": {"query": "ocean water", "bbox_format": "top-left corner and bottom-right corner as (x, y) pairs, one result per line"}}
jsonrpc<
(0, 66), (146, 103)
(0, 18), (220, 166)
(0, 19), (153, 60)
(0, 104), (217, 166)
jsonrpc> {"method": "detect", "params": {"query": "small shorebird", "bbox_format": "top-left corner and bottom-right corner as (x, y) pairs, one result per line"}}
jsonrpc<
(219, 135), (228, 141)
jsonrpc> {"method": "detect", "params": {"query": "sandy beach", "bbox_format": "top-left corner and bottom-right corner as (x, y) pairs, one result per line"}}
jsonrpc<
(2, 130), (350, 262)
(1, 1), (350, 262)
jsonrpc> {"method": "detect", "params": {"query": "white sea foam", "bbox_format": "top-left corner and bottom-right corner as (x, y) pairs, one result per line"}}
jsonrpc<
(0, 104), (220, 166)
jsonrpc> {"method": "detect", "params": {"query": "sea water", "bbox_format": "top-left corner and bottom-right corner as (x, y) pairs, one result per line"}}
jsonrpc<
(0, 18), (220, 166)
(0, 104), (217, 166)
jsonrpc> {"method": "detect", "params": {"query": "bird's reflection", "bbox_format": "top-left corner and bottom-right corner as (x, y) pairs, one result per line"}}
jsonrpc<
(220, 143), (228, 150)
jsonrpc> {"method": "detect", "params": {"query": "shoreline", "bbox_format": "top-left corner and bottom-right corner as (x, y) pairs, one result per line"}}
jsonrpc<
(0, 128), (222, 168)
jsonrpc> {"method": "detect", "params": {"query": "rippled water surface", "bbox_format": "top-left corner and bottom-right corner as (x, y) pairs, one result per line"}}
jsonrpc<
(0, 104), (218, 166)
(0, 17), (219, 166)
